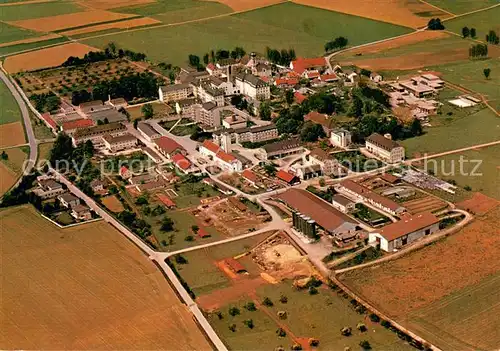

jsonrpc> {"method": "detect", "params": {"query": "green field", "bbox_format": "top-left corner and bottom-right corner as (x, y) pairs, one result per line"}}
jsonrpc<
(0, 22), (40, 45)
(0, 1), (83, 21)
(421, 144), (500, 199)
(407, 273), (500, 351)
(0, 79), (21, 125)
(430, 58), (500, 112)
(0, 36), (69, 56)
(84, 2), (412, 66)
(402, 108), (500, 156)
(444, 6), (500, 40)
(426, 0), (499, 14)
(116, 0), (232, 24)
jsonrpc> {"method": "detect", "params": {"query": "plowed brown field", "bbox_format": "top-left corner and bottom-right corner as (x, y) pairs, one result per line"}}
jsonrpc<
(291, 0), (451, 28)
(61, 16), (160, 36)
(0, 33), (61, 48)
(8, 10), (136, 32)
(0, 205), (210, 350)
(206, 0), (285, 11)
(4, 42), (96, 73)
(0, 122), (26, 147)
(457, 192), (499, 215)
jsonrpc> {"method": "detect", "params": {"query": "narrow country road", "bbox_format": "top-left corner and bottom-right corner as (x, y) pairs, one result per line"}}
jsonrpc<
(0, 67), (37, 181)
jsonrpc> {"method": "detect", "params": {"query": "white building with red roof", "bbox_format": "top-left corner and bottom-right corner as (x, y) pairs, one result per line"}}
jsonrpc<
(215, 150), (242, 172)
(199, 140), (220, 158)
(61, 119), (95, 135)
(171, 153), (192, 174)
(290, 57), (327, 76)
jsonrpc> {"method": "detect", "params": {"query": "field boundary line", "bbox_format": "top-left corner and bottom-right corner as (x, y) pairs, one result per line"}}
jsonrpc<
(40, 212), (103, 228)
(441, 2), (500, 23)
(0, 0), (57, 6)
(417, 0), (455, 16)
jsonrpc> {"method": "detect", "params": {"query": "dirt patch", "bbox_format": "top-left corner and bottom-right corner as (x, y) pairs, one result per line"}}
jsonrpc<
(341, 31), (449, 56)
(457, 192), (499, 215)
(4, 43), (96, 73)
(291, 0), (451, 28)
(340, 206), (500, 317)
(205, 0), (284, 11)
(0, 33), (61, 48)
(0, 205), (210, 349)
(76, 0), (155, 10)
(8, 10), (136, 32)
(0, 122), (26, 147)
(61, 16), (161, 36)
(101, 195), (125, 213)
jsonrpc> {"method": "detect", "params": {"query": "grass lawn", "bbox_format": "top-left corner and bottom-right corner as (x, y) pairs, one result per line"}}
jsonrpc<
(0, 22), (40, 45)
(0, 79), (21, 125)
(0, 146), (28, 174)
(152, 2), (232, 24)
(0, 1), (83, 21)
(30, 111), (54, 139)
(254, 282), (413, 350)
(443, 6), (500, 40)
(38, 142), (53, 162)
(207, 299), (294, 350)
(430, 58), (500, 112)
(422, 144), (500, 200)
(126, 102), (171, 120)
(84, 2), (411, 66)
(0, 36), (69, 57)
(173, 182), (221, 208)
(402, 108), (500, 156)
(426, 0), (499, 14)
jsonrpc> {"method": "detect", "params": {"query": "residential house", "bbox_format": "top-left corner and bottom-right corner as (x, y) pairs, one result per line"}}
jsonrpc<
(291, 163), (323, 180)
(275, 77), (299, 88)
(193, 82), (225, 107)
(90, 179), (105, 192)
(171, 153), (192, 174)
(215, 150), (243, 172)
(199, 140), (220, 158)
(71, 204), (92, 221)
(137, 122), (161, 142)
(304, 111), (332, 136)
(213, 124), (279, 145)
(120, 166), (132, 179)
(365, 133), (405, 163)
(102, 133), (137, 153)
(320, 73), (339, 83)
(58, 193), (80, 208)
(129, 173), (158, 185)
(368, 212), (440, 252)
(33, 178), (65, 199)
(241, 169), (258, 186)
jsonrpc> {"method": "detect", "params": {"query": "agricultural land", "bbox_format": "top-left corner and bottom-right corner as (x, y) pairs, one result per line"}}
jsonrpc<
(0, 147), (28, 196)
(0, 205), (211, 350)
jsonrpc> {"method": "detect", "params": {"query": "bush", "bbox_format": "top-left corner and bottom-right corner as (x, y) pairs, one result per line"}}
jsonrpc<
(244, 302), (257, 311)
(308, 286), (318, 295)
(357, 323), (367, 332)
(291, 344), (303, 351)
(276, 328), (287, 337)
(309, 338), (320, 347)
(359, 340), (371, 350)
(228, 307), (240, 316)
(174, 254), (188, 264)
(381, 320), (391, 328)
(243, 319), (254, 329)
(215, 311), (223, 320)
(262, 297), (273, 306)
(279, 295), (288, 304)
(184, 235), (194, 242)
(369, 314), (380, 323)
(228, 323), (236, 332)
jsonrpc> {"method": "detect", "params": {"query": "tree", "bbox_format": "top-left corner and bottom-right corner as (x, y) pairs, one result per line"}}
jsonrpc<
(142, 104), (154, 119)
(188, 54), (201, 68)
(359, 341), (372, 350)
(276, 328), (287, 337)
(160, 216), (174, 232)
(184, 235), (194, 241)
(191, 224), (199, 233)
(279, 295), (288, 304)
(50, 133), (74, 165)
(1, 151), (8, 160)
(244, 302), (257, 311)
(428, 18), (444, 30)
(486, 30), (499, 44)
(462, 26), (470, 38)
(324, 36), (349, 51)
(369, 313), (380, 323)
(174, 254), (188, 264)
(259, 101), (272, 120)
(470, 27), (476, 38)
(262, 297), (273, 306)
(243, 319), (254, 329)
(300, 122), (326, 142)
(228, 307), (240, 316)
(484, 68), (491, 79)
(285, 89), (294, 105)
(203, 53), (209, 65)
(410, 118), (423, 136)
(228, 324), (236, 332)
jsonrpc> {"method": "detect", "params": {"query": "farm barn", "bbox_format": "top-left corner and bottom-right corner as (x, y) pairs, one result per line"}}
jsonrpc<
(369, 212), (440, 252)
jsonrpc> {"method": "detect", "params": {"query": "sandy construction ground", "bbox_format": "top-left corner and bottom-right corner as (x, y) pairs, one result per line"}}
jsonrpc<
(0, 122), (26, 147)
(4, 42), (96, 73)
(77, 0), (156, 10)
(61, 16), (160, 36)
(0, 33), (61, 48)
(291, 0), (450, 28)
(0, 205), (211, 350)
(205, 0), (285, 11)
(8, 9), (136, 32)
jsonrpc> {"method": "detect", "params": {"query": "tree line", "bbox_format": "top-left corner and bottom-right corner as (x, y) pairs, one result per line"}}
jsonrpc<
(324, 36), (348, 52)
(187, 47), (247, 71)
(265, 47), (297, 66)
(62, 42), (147, 67)
(469, 43), (488, 59)
(30, 92), (61, 113)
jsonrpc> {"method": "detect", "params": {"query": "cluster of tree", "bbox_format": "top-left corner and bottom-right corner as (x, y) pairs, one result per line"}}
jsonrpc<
(202, 47), (246, 64)
(71, 89), (93, 106)
(300, 122), (326, 142)
(469, 43), (488, 59)
(0, 172), (39, 207)
(486, 30), (499, 45)
(259, 101), (272, 120)
(265, 47), (296, 66)
(156, 62), (179, 83)
(427, 18), (444, 30)
(62, 42), (146, 67)
(349, 115), (423, 143)
(190, 126), (212, 142)
(165, 258), (195, 298)
(188, 54), (204, 71)
(461, 26), (477, 38)
(30, 92), (61, 113)
(117, 210), (152, 238)
(94, 72), (161, 102)
(347, 85), (390, 117)
(142, 104), (154, 119)
(324, 36), (348, 52)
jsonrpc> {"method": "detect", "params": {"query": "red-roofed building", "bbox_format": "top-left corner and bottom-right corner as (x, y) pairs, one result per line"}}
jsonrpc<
(304, 71), (320, 79)
(196, 226), (211, 238)
(157, 194), (176, 208)
(242, 169), (258, 185)
(304, 111), (332, 135)
(274, 78), (299, 87)
(290, 57), (327, 75)
(200, 140), (220, 158)
(40, 113), (57, 132)
(206, 63), (217, 75)
(276, 170), (300, 185)
(171, 153), (192, 173)
(120, 166), (131, 179)
(320, 73), (339, 82)
(224, 258), (246, 273)
(216, 150), (242, 172)
(155, 136), (185, 158)
(294, 92), (307, 104)
(61, 119), (95, 135)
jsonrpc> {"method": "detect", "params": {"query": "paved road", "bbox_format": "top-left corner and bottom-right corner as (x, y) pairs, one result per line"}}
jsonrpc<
(0, 67), (37, 183)
(52, 169), (228, 351)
